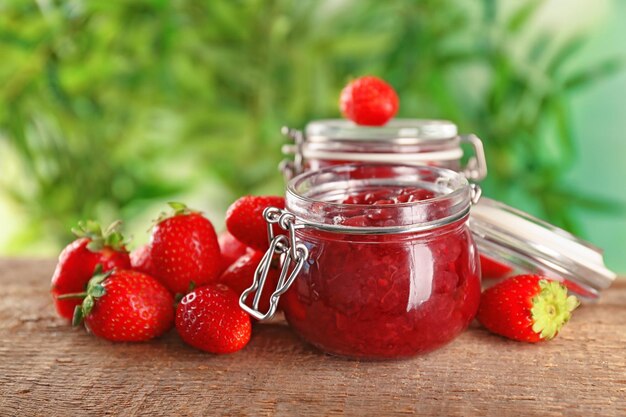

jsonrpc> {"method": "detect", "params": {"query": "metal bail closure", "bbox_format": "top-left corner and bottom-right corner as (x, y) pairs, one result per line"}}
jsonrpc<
(470, 183), (482, 205)
(239, 207), (309, 321)
(279, 127), (304, 181)
(460, 134), (488, 181)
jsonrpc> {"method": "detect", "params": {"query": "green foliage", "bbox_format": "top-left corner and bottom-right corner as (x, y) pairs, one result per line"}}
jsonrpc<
(0, 0), (623, 253)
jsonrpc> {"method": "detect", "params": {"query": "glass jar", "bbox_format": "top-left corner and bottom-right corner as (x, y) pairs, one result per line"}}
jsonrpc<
(280, 119), (488, 181)
(240, 164), (482, 359)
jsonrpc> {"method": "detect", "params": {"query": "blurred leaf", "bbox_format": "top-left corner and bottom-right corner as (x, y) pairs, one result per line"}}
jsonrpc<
(438, 50), (483, 66)
(553, 188), (626, 214)
(546, 36), (586, 75)
(0, 29), (38, 49)
(528, 33), (551, 62)
(482, 0), (497, 23)
(563, 58), (624, 90)
(548, 98), (576, 164)
(506, 0), (544, 33)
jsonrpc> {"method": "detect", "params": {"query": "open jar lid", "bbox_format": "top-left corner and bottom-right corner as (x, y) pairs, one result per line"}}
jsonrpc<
(469, 198), (616, 300)
(305, 119), (458, 145)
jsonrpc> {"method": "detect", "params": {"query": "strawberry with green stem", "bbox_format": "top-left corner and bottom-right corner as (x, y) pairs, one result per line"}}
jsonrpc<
(477, 275), (580, 342)
(150, 202), (222, 294)
(51, 220), (131, 320)
(61, 269), (174, 342)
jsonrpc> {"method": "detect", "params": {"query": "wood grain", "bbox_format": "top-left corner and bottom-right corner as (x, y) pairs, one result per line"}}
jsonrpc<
(0, 258), (624, 417)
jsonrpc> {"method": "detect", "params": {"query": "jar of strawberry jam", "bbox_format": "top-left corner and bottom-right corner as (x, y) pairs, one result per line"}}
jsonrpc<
(240, 164), (483, 359)
(280, 119), (487, 181)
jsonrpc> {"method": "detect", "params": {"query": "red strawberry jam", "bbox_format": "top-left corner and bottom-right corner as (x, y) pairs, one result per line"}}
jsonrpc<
(280, 166), (481, 359)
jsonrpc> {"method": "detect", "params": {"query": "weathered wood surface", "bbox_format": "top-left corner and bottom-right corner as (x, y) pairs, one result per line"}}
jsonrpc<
(0, 258), (624, 417)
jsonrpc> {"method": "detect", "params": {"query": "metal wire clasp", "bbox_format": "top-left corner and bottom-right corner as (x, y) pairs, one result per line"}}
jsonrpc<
(239, 206), (309, 321)
(279, 127), (304, 181)
(470, 183), (482, 205)
(460, 134), (488, 181)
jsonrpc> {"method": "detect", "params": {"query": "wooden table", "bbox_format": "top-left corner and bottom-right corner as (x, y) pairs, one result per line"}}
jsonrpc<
(1, 258), (624, 416)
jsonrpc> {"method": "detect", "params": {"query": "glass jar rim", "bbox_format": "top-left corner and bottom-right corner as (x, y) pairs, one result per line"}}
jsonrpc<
(285, 163), (472, 234)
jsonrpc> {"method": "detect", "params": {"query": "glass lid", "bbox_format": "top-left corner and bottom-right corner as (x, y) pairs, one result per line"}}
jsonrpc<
(305, 119), (458, 144)
(469, 198), (616, 300)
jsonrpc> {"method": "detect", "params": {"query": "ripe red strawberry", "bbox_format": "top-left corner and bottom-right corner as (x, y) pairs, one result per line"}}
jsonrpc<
(51, 221), (131, 320)
(130, 244), (156, 276)
(176, 284), (251, 354)
(218, 230), (249, 271)
(477, 275), (579, 343)
(225, 195), (285, 251)
(68, 270), (174, 342)
(479, 254), (514, 280)
(219, 250), (280, 313)
(150, 202), (222, 294)
(339, 76), (399, 126)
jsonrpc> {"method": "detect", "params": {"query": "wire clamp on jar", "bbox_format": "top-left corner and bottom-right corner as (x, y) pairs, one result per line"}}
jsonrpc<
(279, 127), (304, 181)
(460, 134), (488, 181)
(470, 183), (482, 205)
(239, 207), (309, 321)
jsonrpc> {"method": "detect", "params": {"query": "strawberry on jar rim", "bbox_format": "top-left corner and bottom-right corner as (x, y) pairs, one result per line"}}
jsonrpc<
(51, 220), (131, 320)
(339, 76), (399, 126)
(150, 202), (222, 294)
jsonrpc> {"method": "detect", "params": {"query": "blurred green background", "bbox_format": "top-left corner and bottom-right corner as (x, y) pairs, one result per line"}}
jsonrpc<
(1, 0), (625, 273)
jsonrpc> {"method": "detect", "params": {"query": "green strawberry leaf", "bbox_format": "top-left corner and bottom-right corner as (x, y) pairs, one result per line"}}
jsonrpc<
(68, 270), (112, 327)
(83, 295), (95, 317)
(88, 270), (111, 287)
(72, 305), (84, 327)
(90, 284), (106, 298)
(93, 264), (103, 275)
(86, 238), (104, 252)
(167, 202), (189, 213)
(153, 202), (198, 226)
(73, 220), (129, 252)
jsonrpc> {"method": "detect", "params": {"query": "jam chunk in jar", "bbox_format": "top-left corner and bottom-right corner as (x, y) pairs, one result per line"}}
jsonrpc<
(241, 164), (482, 360)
